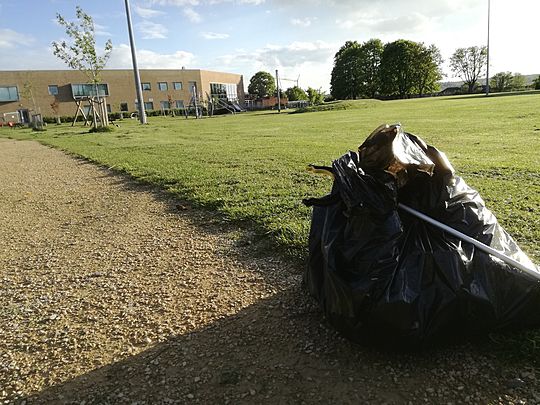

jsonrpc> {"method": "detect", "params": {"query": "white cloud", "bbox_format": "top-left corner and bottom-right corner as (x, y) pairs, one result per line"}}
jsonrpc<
(137, 20), (168, 39)
(201, 31), (229, 40)
(94, 23), (113, 37)
(108, 43), (195, 69)
(218, 40), (335, 68)
(149, 0), (264, 6)
(149, 0), (200, 6)
(336, 12), (433, 34)
(217, 40), (337, 91)
(290, 17), (313, 27)
(183, 7), (202, 23)
(0, 28), (35, 49)
(133, 4), (165, 18)
(0, 46), (65, 70)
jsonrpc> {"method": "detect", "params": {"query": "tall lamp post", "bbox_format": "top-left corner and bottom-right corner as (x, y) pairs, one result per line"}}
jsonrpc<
(124, 0), (147, 124)
(485, 0), (491, 96)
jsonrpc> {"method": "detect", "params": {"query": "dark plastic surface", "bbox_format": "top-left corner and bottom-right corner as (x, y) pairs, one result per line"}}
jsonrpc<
(304, 124), (540, 347)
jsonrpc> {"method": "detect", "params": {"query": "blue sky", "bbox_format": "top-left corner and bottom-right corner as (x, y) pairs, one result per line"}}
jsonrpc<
(0, 0), (538, 91)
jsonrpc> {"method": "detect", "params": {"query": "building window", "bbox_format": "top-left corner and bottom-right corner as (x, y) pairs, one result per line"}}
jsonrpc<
(175, 100), (184, 109)
(48, 85), (59, 96)
(173, 82), (182, 90)
(106, 104), (112, 113)
(160, 100), (170, 110)
(142, 82), (151, 91)
(144, 101), (154, 110)
(120, 103), (128, 112)
(0, 85), (19, 102)
(158, 82), (168, 91)
(188, 81), (197, 94)
(210, 82), (238, 101)
(70, 83), (109, 98)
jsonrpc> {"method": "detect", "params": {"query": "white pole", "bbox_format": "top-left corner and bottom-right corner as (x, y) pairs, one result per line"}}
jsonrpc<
(398, 203), (540, 281)
(275, 69), (281, 113)
(124, 0), (147, 124)
(485, 0), (491, 96)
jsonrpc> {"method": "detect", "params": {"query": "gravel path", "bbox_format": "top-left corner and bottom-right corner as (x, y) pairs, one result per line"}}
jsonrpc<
(1, 139), (539, 404)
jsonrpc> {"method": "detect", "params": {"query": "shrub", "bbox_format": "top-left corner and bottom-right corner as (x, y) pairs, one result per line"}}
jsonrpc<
(88, 125), (115, 133)
(533, 75), (540, 90)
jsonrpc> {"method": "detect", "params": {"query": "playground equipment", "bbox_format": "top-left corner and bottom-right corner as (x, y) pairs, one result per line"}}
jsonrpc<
(72, 96), (109, 127)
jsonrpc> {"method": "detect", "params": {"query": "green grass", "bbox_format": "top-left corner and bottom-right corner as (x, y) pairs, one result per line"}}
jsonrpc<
(2, 93), (540, 355)
(2, 93), (539, 264)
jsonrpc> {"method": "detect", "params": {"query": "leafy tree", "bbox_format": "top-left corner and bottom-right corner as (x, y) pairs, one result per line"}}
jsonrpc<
(379, 40), (417, 98)
(490, 71), (513, 92)
(248, 71), (276, 98)
(449, 46), (487, 93)
(52, 6), (113, 128)
(20, 81), (37, 112)
(306, 87), (324, 105)
(414, 44), (443, 95)
(511, 73), (526, 90)
(379, 40), (443, 98)
(358, 38), (384, 98)
(533, 75), (540, 90)
(330, 41), (363, 99)
(285, 86), (308, 101)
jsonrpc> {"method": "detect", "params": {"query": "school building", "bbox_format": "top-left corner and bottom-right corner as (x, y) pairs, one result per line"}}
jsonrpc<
(0, 68), (245, 122)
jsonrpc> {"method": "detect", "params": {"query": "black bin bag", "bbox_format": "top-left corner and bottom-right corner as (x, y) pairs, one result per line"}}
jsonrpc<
(304, 124), (540, 347)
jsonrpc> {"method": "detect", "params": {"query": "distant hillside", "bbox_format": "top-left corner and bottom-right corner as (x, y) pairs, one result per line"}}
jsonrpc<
(440, 73), (540, 90)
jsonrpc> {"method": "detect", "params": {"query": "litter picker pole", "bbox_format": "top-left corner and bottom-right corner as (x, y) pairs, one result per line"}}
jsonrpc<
(398, 203), (540, 281)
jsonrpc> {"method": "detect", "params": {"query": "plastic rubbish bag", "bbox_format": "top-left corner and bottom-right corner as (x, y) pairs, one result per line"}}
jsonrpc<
(304, 124), (540, 347)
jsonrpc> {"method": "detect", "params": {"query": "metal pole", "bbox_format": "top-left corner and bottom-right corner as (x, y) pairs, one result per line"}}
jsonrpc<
(275, 69), (281, 113)
(398, 203), (540, 281)
(124, 0), (147, 124)
(485, 0), (491, 96)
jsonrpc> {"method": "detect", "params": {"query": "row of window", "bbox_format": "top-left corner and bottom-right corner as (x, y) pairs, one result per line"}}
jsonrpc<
(2, 81), (202, 103)
(46, 84), (110, 98)
(128, 100), (185, 111)
(47, 82), (195, 95)
(141, 81), (197, 92)
(79, 100), (185, 116)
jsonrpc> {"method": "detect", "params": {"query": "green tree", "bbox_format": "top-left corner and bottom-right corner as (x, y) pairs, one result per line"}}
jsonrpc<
(490, 71), (513, 92)
(306, 87), (324, 105)
(533, 75), (540, 90)
(379, 40), (417, 98)
(285, 86), (307, 101)
(248, 71), (276, 98)
(414, 44), (443, 96)
(379, 40), (442, 98)
(511, 73), (526, 90)
(52, 6), (113, 128)
(449, 46), (487, 93)
(20, 81), (37, 112)
(330, 41), (363, 99)
(358, 38), (384, 98)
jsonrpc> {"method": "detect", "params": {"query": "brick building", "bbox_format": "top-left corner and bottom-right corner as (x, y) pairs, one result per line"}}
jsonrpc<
(0, 68), (245, 122)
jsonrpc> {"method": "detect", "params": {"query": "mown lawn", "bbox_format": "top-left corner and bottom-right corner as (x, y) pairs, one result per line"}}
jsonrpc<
(2, 93), (539, 263)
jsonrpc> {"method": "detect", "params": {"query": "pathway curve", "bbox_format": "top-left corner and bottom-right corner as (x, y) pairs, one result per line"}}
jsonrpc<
(0, 139), (538, 404)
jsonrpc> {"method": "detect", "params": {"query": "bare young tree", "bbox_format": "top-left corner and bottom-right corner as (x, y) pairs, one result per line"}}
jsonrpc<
(449, 46), (487, 93)
(52, 6), (112, 128)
